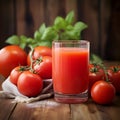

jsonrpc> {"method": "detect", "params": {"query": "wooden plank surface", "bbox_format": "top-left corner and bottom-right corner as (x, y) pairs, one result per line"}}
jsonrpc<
(71, 96), (120, 120)
(0, 99), (17, 120)
(9, 99), (70, 120)
(0, 0), (15, 48)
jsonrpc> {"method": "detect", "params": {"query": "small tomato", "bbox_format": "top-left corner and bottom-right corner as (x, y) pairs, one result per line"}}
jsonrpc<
(17, 71), (43, 97)
(10, 66), (26, 86)
(107, 66), (120, 93)
(91, 81), (116, 105)
(33, 56), (52, 79)
(27, 46), (52, 66)
(89, 64), (105, 93)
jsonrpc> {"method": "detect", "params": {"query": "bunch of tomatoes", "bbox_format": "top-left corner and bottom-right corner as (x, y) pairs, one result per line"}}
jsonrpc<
(89, 63), (120, 105)
(0, 45), (52, 97)
(0, 45), (120, 105)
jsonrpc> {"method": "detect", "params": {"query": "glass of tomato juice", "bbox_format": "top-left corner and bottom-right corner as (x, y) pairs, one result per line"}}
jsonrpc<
(52, 40), (90, 103)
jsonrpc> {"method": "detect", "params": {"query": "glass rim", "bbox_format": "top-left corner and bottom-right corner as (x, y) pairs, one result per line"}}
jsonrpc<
(53, 40), (89, 42)
(52, 40), (89, 44)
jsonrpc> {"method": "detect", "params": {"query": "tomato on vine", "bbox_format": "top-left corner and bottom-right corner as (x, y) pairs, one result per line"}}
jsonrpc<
(10, 66), (28, 86)
(17, 71), (43, 97)
(107, 66), (120, 93)
(89, 63), (105, 93)
(33, 56), (52, 79)
(27, 46), (52, 66)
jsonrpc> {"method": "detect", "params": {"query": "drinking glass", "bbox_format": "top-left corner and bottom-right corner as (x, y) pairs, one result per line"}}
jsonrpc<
(52, 40), (90, 103)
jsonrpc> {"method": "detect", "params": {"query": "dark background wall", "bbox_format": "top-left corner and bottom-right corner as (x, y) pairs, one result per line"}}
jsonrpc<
(0, 0), (120, 61)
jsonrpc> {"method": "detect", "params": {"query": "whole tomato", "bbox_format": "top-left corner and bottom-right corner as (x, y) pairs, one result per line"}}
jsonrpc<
(10, 66), (27, 86)
(17, 71), (43, 97)
(91, 81), (116, 105)
(107, 66), (120, 93)
(0, 45), (27, 78)
(33, 56), (52, 79)
(27, 46), (52, 66)
(89, 64), (105, 93)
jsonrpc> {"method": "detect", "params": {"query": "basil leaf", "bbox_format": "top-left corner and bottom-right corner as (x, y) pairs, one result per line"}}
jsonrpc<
(74, 22), (88, 33)
(90, 54), (103, 64)
(38, 40), (52, 47)
(54, 16), (67, 30)
(65, 11), (74, 25)
(41, 27), (58, 41)
(34, 31), (41, 40)
(6, 35), (20, 45)
(19, 35), (28, 49)
(39, 23), (46, 34)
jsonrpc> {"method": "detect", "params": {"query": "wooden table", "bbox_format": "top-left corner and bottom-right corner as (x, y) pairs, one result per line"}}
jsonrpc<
(0, 61), (120, 120)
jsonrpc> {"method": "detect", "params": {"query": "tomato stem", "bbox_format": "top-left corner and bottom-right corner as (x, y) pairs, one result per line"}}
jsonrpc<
(112, 66), (120, 73)
(29, 47), (35, 73)
(91, 62), (110, 82)
(34, 56), (43, 65)
(90, 67), (99, 73)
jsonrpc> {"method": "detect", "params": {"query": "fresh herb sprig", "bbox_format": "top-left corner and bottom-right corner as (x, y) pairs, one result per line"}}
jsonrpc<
(6, 11), (88, 49)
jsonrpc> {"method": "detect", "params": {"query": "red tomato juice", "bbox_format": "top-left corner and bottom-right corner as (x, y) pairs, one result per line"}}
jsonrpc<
(52, 47), (89, 94)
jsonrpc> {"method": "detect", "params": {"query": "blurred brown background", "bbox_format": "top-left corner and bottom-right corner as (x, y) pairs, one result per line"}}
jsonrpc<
(0, 0), (120, 61)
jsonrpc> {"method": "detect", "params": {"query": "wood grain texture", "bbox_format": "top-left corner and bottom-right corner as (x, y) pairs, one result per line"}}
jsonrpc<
(105, 0), (120, 60)
(16, 0), (28, 36)
(71, 97), (120, 120)
(9, 99), (71, 120)
(99, 0), (111, 58)
(78, 0), (99, 55)
(0, 0), (15, 48)
(0, 0), (120, 60)
(0, 99), (17, 120)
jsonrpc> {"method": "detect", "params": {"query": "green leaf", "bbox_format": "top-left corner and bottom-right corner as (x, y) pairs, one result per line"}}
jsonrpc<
(74, 22), (88, 33)
(27, 38), (35, 44)
(19, 35), (28, 49)
(59, 32), (71, 40)
(34, 31), (41, 40)
(38, 40), (52, 47)
(64, 30), (80, 40)
(66, 25), (74, 31)
(41, 27), (58, 41)
(65, 11), (74, 25)
(20, 35), (27, 41)
(5, 35), (20, 45)
(90, 54), (103, 64)
(54, 16), (67, 30)
(39, 23), (46, 34)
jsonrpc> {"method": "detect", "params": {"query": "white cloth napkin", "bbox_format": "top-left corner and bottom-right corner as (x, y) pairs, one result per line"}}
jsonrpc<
(0, 77), (53, 103)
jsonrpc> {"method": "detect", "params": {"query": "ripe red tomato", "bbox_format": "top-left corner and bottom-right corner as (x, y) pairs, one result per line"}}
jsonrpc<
(33, 56), (52, 79)
(17, 71), (43, 97)
(27, 46), (52, 66)
(89, 64), (105, 93)
(91, 81), (116, 105)
(0, 45), (27, 78)
(10, 66), (23, 86)
(107, 66), (120, 93)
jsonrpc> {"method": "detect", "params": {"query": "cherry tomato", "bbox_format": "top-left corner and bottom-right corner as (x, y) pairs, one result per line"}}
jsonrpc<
(17, 71), (43, 97)
(33, 56), (52, 79)
(107, 66), (120, 93)
(91, 81), (116, 105)
(0, 45), (27, 78)
(89, 64), (105, 93)
(27, 46), (52, 66)
(10, 66), (24, 86)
